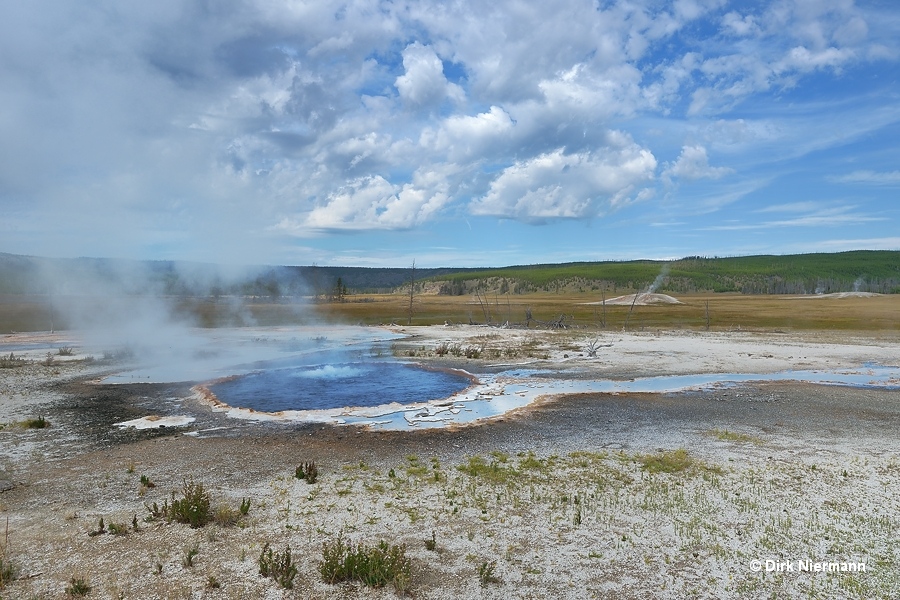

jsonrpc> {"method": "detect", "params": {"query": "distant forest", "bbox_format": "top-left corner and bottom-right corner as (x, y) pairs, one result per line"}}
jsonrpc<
(430, 251), (900, 296)
(0, 250), (897, 298)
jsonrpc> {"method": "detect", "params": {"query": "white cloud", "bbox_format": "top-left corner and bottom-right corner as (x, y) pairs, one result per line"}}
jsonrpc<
(664, 145), (733, 181)
(470, 143), (657, 220)
(395, 42), (464, 107)
(705, 205), (884, 230)
(829, 170), (900, 185)
(774, 46), (855, 74)
(721, 11), (760, 37)
(422, 106), (515, 162)
(299, 169), (453, 231)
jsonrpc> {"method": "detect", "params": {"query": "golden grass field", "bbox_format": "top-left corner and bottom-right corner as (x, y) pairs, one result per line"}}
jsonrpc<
(318, 291), (900, 332)
(2, 291), (899, 333)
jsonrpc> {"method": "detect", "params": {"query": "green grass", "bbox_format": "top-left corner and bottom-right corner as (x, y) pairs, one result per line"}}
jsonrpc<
(320, 538), (411, 592)
(21, 416), (49, 429)
(710, 429), (763, 444)
(637, 449), (702, 474)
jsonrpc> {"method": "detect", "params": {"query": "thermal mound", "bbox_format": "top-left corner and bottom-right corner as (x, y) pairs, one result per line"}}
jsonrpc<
(584, 293), (683, 306)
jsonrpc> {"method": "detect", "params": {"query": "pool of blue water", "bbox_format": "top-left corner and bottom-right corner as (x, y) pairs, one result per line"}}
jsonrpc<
(209, 358), (472, 412)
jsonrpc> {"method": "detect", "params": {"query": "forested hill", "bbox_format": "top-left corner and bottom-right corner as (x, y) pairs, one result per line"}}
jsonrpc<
(0, 250), (897, 297)
(428, 251), (900, 295)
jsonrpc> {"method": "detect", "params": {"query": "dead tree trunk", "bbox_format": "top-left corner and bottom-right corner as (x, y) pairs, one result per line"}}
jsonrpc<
(406, 260), (416, 326)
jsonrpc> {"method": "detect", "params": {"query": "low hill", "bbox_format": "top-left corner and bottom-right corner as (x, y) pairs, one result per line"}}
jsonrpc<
(0, 250), (897, 298)
(426, 251), (900, 296)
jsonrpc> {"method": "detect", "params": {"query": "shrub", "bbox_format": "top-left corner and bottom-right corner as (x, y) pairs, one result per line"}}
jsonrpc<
(425, 531), (437, 551)
(66, 575), (91, 597)
(0, 556), (17, 588)
(239, 497), (251, 515)
(169, 480), (211, 528)
(0, 353), (26, 368)
(259, 543), (297, 589)
(320, 538), (411, 592)
(146, 480), (212, 528)
(295, 462), (318, 484)
(107, 522), (129, 536)
(477, 560), (500, 585)
(87, 517), (106, 537)
(23, 416), (49, 429)
(57, 346), (75, 356)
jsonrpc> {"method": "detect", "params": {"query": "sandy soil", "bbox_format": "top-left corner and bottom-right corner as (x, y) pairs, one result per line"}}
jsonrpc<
(1, 326), (899, 599)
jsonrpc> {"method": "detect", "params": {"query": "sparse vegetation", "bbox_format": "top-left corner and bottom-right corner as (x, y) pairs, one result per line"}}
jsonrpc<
(0, 556), (17, 589)
(477, 560), (500, 585)
(0, 353), (26, 368)
(66, 575), (91, 597)
(87, 517), (106, 537)
(107, 522), (129, 536)
(145, 479), (212, 528)
(169, 480), (212, 527)
(320, 538), (411, 592)
(22, 416), (49, 429)
(182, 545), (199, 568)
(711, 428), (763, 444)
(295, 462), (318, 484)
(258, 543), (297, 589)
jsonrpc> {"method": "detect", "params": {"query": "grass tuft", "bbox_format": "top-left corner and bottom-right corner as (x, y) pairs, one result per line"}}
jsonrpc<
(710, 429), (763, 444)
(22, 416), (49, 429)
(66, 575), (91, 597)
(320, 538), (411, 592)
(295, 461), (319, 484)
(637, 449), (695, 474)
(258, 543), (297, 589)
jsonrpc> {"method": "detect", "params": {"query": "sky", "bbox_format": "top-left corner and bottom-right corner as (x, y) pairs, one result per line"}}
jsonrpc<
(1, 0), (898, 268)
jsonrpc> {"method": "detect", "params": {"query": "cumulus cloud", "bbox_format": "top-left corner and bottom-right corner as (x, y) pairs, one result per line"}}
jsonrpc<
(299, 168), (452, 231)
(395, 42), (464, 107)
(470, 143), (657, 220)
(664, 145), (733, 181)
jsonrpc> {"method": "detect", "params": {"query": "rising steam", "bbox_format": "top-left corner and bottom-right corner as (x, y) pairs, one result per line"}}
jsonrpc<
(36, 258), (304, 382)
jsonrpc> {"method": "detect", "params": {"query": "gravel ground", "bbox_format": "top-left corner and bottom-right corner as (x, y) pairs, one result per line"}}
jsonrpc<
(1, 327), (899, 599)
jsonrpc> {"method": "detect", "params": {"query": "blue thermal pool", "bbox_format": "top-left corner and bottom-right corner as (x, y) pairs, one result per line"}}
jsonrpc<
(208, 359), (473, 413)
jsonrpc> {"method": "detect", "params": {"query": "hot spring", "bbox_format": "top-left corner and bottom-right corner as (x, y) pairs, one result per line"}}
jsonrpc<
(97, 325), (900, 431)
(207, 355), (473, 413)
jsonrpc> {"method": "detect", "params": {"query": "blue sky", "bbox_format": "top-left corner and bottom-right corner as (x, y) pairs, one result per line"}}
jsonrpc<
(1, 0), (898, 267)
